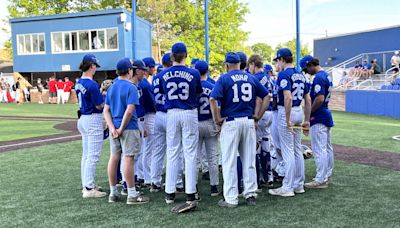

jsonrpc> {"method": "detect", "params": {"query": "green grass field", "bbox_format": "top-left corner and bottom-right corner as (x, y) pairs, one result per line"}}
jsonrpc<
(0, 104), (399, 227)
(0, 120), (65, 141)
(0, 103), (77, 118)
(0, 141), (399, 227)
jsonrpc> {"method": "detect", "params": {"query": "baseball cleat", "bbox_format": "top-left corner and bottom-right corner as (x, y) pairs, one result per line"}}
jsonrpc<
(305, 181), (328, 189)
(108, 192), (122, 203)
(218, 199), (237, 208)
(126, 195), (150, 205)
(256, 188), (262, 193)
(150, 184), (162, 193)
(210, 185), (219, 197)
(165, 193), (175, 204)
(294, 187), (305, 194)
(82, 189), (107, 198)
(175, 187), (185, 194)
(121, 189), (128, 196)
(268, 187), (295, 197)
(202, 171), (210, 181)
(246, 196), (256, 206)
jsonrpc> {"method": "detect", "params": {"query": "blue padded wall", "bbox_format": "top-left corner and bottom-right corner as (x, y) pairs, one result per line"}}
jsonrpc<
(346, 90), (400, 118)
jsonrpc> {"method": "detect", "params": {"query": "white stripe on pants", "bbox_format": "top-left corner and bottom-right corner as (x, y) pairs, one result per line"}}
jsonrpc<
(77, 113), (103, 189)
(142, 113), (156, 184)
(277, 106), (305, 191)
(198, 119), (219, 186)
(165, 109), (199, 194)
(311, 124), (334, 183)
(220, 117), (257, 205)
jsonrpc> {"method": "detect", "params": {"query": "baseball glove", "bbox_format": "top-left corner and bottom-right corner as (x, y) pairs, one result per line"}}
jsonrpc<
(171, 201), (198, 214)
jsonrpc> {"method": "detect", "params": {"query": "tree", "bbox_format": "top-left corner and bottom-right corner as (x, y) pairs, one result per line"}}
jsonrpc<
(251, 43), (274, 63)
(275, 38), (311, 64)
(7, 0), (71, 18)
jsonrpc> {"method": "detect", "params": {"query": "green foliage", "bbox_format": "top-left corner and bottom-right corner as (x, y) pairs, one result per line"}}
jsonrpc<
(251, 43), (274, 64)
(0, 120), (65, 142)
(275, 38), (311, 64)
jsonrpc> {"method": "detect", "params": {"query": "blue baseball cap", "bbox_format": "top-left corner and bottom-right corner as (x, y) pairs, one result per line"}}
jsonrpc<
(191, 58), (200, 65)
(264, 64), (273, 73)
(162, 53), (171, 65)
(274, 48), (293, 61)
(142, 57), (156, 68)
(171, 42), (187, 54)
(236, 52), (247, 63)
(300, 55), (314, 69)
(82, 53), (100, 67)
(132, 59), (148, 70)
(225, 52), (240, 64)
(195, 60), (209, 75)
(116, 58), (133, 71)
(156, 65), (164, 73)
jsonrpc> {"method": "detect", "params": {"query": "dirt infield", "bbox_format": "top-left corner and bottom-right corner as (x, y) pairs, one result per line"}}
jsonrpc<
(1, 116), (399, 171)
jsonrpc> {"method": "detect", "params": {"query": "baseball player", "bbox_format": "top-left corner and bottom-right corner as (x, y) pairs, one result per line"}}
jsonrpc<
(138, 57), (157, 187)
(210, 52), (271, 208)
(194, 60), (220, 196)
(75, 54), (106, 198)
(268, 48), (311, 197)
(300, 55), (334, 188)
(159, 42), (202, 205)
(150, 53), (185, 193)
(104, 58), (150, 204)
(248, 55), (274, 191)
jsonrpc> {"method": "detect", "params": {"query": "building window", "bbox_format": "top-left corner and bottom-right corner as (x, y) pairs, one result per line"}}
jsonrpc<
(51, 28), (118, 53)
(16, 33), (45, 55)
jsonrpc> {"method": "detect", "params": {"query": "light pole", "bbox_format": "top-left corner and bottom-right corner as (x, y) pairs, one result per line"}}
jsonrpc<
(205, 0), (209, 64)
(132, 0), (137, 59)
(296, 0), (300, 70)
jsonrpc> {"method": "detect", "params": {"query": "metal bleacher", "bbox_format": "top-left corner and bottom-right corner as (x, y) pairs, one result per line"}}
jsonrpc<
(328, 50), (399, 91)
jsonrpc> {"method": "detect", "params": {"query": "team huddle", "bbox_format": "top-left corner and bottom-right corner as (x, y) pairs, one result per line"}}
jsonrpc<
(75, 42), (334, 211)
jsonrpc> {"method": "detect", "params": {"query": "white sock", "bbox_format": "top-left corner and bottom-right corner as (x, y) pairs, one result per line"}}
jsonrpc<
(110, 186), (118, 194)
(128, 187), (138, 198)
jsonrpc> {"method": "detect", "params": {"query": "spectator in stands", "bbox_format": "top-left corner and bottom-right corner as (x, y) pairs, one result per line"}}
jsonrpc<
(361, 59), (373, 79)
(37, 78), (44, 104)
(56, 78), (65, 104)
(48, 76), (57, 104)
(62, 77), (74, 104)
(349, 61), (363, 78)
(371, 59), (381, 75)
(391, 51), (400, 73)
(339, 71), (351, 88)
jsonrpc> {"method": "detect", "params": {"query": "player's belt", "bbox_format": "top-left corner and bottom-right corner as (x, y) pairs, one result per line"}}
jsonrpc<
(225, 116), (253, 122)
(139, 117), (145, 121)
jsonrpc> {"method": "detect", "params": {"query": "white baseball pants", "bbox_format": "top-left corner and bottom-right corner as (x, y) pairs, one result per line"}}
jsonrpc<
(77, 113), (103, 189)
(198, 119), (219, 186)
(220, 117), (257, 205)
(311, 124), (334, 183)
(165, 109), (199, 194)
(278, 106), (305, 192)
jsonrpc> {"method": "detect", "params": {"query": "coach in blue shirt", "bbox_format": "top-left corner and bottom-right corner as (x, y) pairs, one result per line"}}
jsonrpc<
(75, 54), (106, 199)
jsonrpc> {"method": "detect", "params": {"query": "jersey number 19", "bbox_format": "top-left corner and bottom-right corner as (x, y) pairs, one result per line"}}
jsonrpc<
(232, 83), (252, 102)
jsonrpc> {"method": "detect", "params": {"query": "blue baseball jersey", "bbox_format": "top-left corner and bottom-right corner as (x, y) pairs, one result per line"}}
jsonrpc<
(135, 85), (145, 118)
(207, 77), (216, 84)
(138, 78), (156, 114)
(254, 71), (274, 111)
(159, 65), (202, 110)
(210, 70), (268, 118)
(105, 79), (140, 130)
(75, 78), (103, 115)
(271, 79), (278, 111)
(198, 80), (214, 121)
(152, 73), (166, 112)
(310, 70), (334, 127)
(277, 68), (310, 107)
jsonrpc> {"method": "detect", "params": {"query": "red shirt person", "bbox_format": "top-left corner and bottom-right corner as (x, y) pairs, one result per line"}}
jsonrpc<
(62, 77), (74, 104)
(48, 77), (57, 104)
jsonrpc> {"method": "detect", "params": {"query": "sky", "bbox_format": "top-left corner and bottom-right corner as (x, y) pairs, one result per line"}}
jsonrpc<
(1, 0), (400, 50)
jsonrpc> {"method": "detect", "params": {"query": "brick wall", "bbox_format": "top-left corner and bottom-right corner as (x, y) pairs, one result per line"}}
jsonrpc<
(329, 90), (345, 111)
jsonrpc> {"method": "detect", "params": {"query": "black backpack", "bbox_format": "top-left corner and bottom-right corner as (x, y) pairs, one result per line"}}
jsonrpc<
(12, 84), (16, 91)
